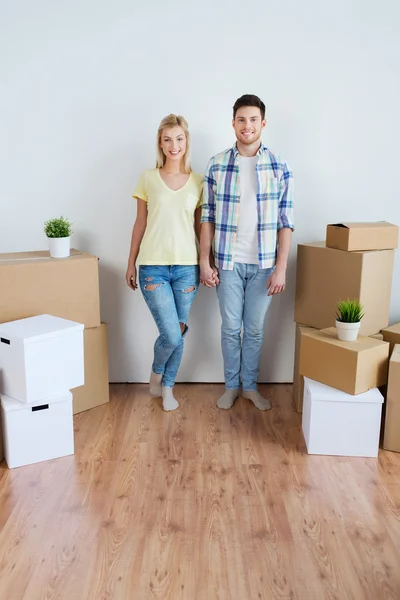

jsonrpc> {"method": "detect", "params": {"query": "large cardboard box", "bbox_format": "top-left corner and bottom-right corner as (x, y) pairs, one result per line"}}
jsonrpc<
(294, 242), (394, 336)
(383, 344), (400, 452)
(382, 323), (400, 358)
(326, 222), (398, 252)
(299, 327), (389, 395)
(72, 323), (109, 414)
(293, 324), (314, 412)
(0, 249), (100, 328)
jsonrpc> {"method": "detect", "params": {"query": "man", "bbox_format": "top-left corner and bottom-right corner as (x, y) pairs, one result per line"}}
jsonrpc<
(200, 94), (294, 410)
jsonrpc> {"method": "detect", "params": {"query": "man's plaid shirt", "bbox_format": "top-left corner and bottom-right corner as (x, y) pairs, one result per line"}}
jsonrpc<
(201, 143), (294, 270)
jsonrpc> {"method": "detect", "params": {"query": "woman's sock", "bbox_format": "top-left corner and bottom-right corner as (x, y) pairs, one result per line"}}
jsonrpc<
(149, 371), (162, 397)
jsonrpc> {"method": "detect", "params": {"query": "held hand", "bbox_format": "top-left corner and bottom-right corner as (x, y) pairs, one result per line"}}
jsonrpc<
(267, 266), (286, 296)
(212, 266), (219, 285)
(126, 264), (138, 290)
(200, 263), (218, 287)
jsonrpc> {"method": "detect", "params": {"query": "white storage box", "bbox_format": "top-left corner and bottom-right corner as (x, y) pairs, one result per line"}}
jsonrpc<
(302, 377), (383, 457)
(1, 391), (74, 468)
(0, 314), (84, 403)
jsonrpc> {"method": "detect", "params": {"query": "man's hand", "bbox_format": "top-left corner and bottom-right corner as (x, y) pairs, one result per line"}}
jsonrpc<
(200, 262), (219, 287)
(267, 266), (286, 296)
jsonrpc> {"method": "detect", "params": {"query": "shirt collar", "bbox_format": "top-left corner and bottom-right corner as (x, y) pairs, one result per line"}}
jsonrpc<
(232, 142), (267, 158)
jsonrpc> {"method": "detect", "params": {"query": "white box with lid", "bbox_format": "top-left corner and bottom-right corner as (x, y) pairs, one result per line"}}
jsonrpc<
(302, 377), (383, 457)
(1, 391), (74, 468)
(0, 314), (84, 403)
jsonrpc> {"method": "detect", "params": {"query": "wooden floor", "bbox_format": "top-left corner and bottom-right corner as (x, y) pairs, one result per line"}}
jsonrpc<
(0, 384), (400, 600)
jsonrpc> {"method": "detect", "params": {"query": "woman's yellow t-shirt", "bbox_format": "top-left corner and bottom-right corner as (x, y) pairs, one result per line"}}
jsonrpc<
(133, 169), (203, 266)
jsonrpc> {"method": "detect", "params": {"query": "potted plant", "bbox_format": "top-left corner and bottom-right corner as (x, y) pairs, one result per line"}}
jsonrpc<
(44, 216), (72, 258)
(335, 298), (364, 341)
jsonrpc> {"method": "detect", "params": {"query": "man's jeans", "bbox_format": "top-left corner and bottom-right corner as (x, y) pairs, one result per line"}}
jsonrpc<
(216, 263), (274, 390)
(139, 265), (199, 388)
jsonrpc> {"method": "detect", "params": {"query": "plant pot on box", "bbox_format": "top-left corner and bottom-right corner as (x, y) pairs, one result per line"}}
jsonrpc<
(44, 217), (72, 258)
(335, 299), (364, 342)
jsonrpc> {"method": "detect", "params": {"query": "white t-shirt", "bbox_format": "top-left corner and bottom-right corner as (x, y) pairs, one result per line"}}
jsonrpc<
(234, 155), (259, 264)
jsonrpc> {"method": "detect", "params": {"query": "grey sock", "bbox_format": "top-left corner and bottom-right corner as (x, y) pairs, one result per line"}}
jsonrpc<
(149, 371), (162, 397)
(242, 390), (271, 411)
(217, 389), (239, 410)
(162, 386), (179, 411)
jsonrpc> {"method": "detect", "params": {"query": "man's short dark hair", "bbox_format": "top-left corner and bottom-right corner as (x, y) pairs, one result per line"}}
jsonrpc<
(233, 94), (266, 120)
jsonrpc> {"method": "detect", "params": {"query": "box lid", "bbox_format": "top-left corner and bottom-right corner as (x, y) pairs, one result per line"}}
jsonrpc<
(1, 390), (73, 412)
(0, 314), (84, 345)
(382, 323), (400, 336)
(305, 327), (388, 352)
(390, 344), (400, 364)
(0, 249), (97, 266)
(304, 377), (383, 403)
(328, 221), (397, 230)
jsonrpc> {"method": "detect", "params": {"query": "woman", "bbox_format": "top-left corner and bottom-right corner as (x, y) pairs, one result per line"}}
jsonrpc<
(125, 114), (203, 411)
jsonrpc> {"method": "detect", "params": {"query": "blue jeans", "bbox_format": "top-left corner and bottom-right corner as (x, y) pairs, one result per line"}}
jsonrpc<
(139, 265), (199, 388)
(216, 263), (274, 391)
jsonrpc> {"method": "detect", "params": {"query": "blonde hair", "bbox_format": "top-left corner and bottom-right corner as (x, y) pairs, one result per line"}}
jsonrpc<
(156, 114), (192, 174)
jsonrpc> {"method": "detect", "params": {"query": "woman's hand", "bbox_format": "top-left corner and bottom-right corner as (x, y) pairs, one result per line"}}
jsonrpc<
(126, 264), (138, 290)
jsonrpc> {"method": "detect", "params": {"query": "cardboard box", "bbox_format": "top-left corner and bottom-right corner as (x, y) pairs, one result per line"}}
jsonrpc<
(72, 323), (109, 414)
(1, 391), (74, 469)
(299, 327), (389, 395)
(326, 222), (399, 252)
(0, 249), (100, 328)
(302, 377), (383, 457)
(383, 344), (400, 452)
(294, 242), (394, 336)
(293, 324), (314, 412)
(382, 323), (400, 358)
(0, 315), (84, 403)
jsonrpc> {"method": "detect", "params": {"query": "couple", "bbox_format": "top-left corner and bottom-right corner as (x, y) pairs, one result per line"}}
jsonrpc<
(126, 94), (294, 412)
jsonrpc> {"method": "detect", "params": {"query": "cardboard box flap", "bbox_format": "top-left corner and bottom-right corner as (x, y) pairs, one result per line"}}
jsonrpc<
(0, 249), (95, 266)
(328, 221), (397, 230)
(383, 323), (400, 336)
(391, 344), (400, 362)
(315, 327), (388, 352)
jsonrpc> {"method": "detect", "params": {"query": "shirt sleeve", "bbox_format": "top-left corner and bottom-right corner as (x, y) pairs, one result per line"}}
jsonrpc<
(277, 162), (294, 231)
(201, 159), (217, 223)
(195, 174), (204, 208)
(132, 171), (148, 202)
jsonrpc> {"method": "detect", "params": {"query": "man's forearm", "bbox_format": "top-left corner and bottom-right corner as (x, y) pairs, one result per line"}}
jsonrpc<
(276, 227), (292, 270)
(200, 222), (215, 266)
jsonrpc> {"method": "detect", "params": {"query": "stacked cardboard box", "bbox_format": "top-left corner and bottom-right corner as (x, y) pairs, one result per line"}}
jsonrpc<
(381, 326), (400, 452)
(0, 249), (110, 462)
(293, 222), (398, 413)
(0, 314), (84, 468)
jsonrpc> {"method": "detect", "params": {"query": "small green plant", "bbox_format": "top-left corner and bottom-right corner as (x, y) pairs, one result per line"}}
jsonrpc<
(336, 298), (364, 323)
(44, 216), (72, 238)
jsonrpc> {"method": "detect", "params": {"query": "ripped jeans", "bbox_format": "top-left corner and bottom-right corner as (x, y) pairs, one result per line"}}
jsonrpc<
(139, 265), (199, 387)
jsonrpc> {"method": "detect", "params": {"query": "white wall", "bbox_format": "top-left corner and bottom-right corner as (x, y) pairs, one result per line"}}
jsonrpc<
(1, 0), (399, 383)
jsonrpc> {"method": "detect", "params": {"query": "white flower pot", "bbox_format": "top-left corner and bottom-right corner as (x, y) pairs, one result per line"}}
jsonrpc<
(335, 320), (361, 342)
(48, 236), (71, 258)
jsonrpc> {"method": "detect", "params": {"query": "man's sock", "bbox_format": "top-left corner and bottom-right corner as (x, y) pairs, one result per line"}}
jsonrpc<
(217, 389), (239, 410)
(162, 387), (179, 411)
(242, 390), (271, 411)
